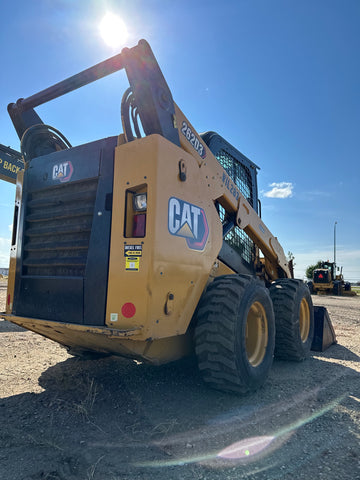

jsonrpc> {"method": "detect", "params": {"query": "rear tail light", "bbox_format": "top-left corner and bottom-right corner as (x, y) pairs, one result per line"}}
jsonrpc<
(132, 214), (146, 237)
(124, 185), (147, 238)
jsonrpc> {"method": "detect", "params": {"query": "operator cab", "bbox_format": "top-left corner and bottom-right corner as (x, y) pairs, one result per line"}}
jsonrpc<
(201, 131), (260, 276)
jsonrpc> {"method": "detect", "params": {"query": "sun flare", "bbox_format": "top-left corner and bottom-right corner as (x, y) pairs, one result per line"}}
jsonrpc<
(99, 13), (128, 48)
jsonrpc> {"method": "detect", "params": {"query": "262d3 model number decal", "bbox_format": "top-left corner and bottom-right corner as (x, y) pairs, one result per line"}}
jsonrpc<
(181, 121), (206, 158)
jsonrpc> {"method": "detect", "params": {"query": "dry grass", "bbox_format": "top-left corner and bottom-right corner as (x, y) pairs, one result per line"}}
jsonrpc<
(86, 455), (105, 480)
(73, 376), (98, 420)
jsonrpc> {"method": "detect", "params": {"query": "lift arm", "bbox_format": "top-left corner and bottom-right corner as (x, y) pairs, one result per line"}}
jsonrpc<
(8, 40), (179, 151)
(173, 105), (292, 280)
(7, 39), (291, 280)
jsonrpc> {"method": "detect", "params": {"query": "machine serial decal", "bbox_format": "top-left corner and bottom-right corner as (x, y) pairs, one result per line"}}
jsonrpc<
(52, 161), (74, 183)
(168, 197), (209, 251)
(181, 121), (206, 158)
(222, 172), (240, 201)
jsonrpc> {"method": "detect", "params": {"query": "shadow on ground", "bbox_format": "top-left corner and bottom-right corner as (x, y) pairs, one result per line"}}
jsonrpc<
(0, 319), (26, 333)
(1, 344), (360, 480)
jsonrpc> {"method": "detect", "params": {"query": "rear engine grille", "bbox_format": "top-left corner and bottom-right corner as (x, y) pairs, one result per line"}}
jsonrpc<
(23, 178), (98, 277)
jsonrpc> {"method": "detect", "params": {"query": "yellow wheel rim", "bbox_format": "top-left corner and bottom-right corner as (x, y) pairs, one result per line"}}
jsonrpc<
(246, 301), (268, 367)
(299, 297), (310, 342)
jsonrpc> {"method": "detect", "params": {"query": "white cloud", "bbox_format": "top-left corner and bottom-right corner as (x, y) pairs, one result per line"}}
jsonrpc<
(264, 182), (293, 199)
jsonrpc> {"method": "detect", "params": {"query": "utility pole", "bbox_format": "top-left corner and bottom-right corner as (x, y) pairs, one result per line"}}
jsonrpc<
(334, 221), (337, 268)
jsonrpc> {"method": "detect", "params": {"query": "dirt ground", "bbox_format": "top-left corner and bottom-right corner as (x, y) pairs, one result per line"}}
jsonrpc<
(1, 278), (359, 480)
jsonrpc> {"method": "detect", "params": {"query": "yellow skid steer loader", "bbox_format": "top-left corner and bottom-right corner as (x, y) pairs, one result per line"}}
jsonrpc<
(3, 40), (333, 393)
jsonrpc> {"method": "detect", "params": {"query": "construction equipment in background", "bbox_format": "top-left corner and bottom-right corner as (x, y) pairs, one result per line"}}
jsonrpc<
(3, 39), (325, 394)
(0, 144), (23, 184)
(308, 261), (355, 296)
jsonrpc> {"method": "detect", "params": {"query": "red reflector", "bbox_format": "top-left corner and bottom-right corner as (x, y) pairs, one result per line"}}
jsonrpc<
(122, 303), (136, 318)
(318, 274), (323, 279)
(7, 294), (11, 306)
(132, 214), (146, 237)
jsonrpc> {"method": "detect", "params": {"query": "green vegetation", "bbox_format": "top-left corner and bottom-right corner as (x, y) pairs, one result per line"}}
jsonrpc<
(305, 260), (324, 279)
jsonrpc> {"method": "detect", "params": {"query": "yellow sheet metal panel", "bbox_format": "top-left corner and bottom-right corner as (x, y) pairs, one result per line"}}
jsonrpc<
(3, 314), (192, 364)
(106, 134), (223, 340)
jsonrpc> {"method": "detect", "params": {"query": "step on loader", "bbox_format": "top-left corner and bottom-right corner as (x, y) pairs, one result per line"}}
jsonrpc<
(3, 40), (334, 393)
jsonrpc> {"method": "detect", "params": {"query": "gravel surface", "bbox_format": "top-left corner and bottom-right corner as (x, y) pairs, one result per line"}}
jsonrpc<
(1, 278), (359, 480)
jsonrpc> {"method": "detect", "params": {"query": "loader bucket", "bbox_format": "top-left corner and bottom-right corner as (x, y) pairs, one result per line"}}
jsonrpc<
(311, 306), (337, 352)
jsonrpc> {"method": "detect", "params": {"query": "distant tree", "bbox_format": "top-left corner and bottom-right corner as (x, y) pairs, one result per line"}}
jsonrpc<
(305, 260), (324, 279)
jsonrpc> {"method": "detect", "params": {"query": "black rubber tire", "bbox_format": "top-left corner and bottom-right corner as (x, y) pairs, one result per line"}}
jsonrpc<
(333, 281), (341, 296)
(269, 279), (314, 361)
(194, 274), (275, 394)
(307, 281), (314, 294)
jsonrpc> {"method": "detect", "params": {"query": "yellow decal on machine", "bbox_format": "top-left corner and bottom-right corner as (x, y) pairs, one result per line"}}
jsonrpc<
(126, 256), (140, 271)
(126, 251), (142, 256)
(0, 158), (22, 174)
(124, 245), (142, 271)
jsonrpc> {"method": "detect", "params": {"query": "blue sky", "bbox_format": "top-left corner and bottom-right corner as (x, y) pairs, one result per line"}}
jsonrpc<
(0, 0), (359, 281)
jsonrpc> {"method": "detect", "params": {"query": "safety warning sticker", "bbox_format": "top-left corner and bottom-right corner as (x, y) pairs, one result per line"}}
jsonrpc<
(126, 257), (140, 271)
(124, 245), (142, 257)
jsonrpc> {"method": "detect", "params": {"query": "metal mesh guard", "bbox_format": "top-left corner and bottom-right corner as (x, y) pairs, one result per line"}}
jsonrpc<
(216, 149), (255, 266)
